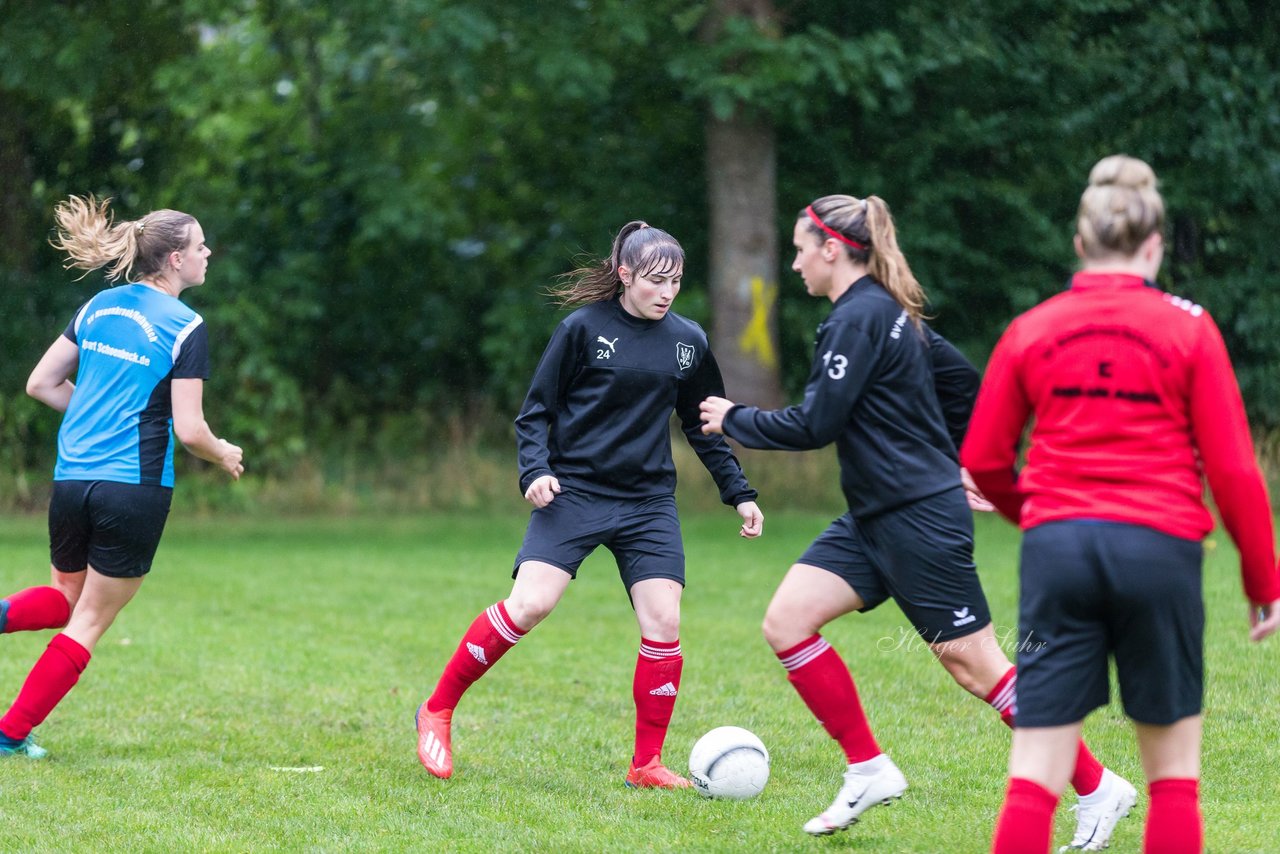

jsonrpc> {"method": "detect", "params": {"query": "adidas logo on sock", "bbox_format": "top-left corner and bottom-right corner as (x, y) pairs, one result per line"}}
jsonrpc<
(467, 642), (489, 665)
(649, 682), (678, 697)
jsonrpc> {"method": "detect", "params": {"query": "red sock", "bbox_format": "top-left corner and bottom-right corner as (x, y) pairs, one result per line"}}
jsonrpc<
(1145, 778), (1201, 854)
(777, 635), (880, 763)
(0, 587), (71, 633)
(986, 667), (1018, 729)
(1070, 741), (1105, 796)
(632, 638), (682, 766)
(992, 777), (1058, 854)
(987, 667), (1104, 796)
(426, 601), (526, 713)
(0, 633), (91, 741)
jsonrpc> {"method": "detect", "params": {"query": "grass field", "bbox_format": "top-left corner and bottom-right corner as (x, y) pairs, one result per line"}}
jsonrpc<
(1, 508), (1277, 853)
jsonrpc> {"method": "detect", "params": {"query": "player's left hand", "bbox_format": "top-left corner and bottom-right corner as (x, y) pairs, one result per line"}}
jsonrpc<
(1248, 598), (1280, 642)
(700, 396), (735, 434)
(960, 467), (995, 512)
(736, 500), (763, 539)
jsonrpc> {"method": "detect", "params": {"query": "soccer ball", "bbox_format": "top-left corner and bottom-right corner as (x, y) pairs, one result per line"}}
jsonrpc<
(688, 726), (770, 799)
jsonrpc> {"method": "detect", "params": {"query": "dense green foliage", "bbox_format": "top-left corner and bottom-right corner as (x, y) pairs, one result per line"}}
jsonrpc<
(1, 511), (1278, 852)
(2, 0), (1278, 489)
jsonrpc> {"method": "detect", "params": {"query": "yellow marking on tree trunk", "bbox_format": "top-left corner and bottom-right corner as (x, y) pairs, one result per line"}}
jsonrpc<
(737, 276), (777, 369)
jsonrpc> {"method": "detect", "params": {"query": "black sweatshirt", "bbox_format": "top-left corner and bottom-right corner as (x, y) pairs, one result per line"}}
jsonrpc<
(516, 298), (757, 506)
(723, 276), (977, 518)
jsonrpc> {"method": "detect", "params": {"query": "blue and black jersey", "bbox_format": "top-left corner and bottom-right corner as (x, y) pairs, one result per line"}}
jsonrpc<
(55, 284), (210, 487)
(516, 298), (756, 507)
(724, 276), (977, 518)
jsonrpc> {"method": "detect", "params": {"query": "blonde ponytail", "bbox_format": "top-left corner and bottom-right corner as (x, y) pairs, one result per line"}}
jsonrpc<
(863, 196), (926, 326)
(50, 195), (196, 283)
(801, 194), (927, 327)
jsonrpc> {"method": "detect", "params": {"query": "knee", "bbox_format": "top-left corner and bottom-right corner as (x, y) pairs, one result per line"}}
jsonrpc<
(944, 663), (988, 697)
(638, 609), (680, 643)
(761, 603), (815, 653)
(760, 610), (786, 650)
(50, 581), (81, 617)
(504, 593), (555, 630)
(938, 647), (1008, 698)
(58, 590), (77, 622)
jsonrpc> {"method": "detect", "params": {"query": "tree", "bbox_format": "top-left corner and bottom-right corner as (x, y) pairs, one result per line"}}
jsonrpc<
(3, 0), (1278, 500)
(699, 0), (785, 408)
(0, 0), (198, 489)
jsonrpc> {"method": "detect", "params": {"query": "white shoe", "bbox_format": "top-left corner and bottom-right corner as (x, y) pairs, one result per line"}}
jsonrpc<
(1061, 768), (1138, 851)
(802, 754), (908, 836)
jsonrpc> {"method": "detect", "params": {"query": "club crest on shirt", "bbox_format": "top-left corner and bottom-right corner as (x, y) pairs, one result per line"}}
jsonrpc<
(676, 342), (695, 371)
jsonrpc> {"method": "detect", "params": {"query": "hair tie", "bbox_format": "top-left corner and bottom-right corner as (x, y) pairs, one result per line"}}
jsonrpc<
(805, 205), (866, 251)
(135, 221), (146, 234)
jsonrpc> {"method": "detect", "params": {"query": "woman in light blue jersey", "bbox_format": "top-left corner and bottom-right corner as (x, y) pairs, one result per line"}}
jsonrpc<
(0, 195), (243, 759)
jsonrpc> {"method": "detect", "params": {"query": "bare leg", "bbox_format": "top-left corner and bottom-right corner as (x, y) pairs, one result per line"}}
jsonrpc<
(417, 561), (568, 779)
(1009, 723), (1085, 794)
(1135, 716), (1200, 780)
(762, 563), (863, 652)
(50, 565), (86, 611)
(1137, 716), (1202, 854)
(61, 567), (143, 653)
(504, 560), (573, 631)
(991, 724), (1084, 853)
(0, 566), (139, 749)
(630, 577), (681, 642)
(929, 622), (1014, 698)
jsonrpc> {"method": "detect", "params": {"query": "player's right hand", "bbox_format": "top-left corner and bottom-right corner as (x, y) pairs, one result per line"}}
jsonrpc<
(699, 396), (734, 435)
(960, 467), (995, 512)
(525, 474), (561, 508)
(1248, 598), (1280, 642)
(218, 439), (244, 480)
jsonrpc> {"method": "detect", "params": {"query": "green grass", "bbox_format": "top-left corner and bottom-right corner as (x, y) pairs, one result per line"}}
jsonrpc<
(1, 510), (1277, 853)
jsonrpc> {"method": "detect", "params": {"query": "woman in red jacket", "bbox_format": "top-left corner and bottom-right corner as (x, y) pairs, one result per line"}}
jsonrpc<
(962, 155), (1280, 854)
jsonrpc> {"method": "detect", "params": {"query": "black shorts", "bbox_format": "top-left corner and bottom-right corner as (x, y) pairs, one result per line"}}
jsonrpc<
(1015, 520), (1204, 727)
(49, 480), (173, 578)
(798, 487), (991, 642)
(514, 490), (685, 589)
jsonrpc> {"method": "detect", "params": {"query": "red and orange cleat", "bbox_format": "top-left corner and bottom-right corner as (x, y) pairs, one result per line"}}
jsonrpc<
(415, 704), (453, 779)
(625, 756), (693, 789)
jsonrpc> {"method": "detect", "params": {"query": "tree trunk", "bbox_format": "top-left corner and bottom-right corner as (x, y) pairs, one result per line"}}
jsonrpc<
(702, 1), (785, 408)
(0, 92), (35, 273)
(705, 115), (784, 407)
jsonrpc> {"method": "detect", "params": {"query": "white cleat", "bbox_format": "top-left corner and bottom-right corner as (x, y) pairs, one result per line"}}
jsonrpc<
(802, 754), (908, 836)
(1061, 768), (1138, 851)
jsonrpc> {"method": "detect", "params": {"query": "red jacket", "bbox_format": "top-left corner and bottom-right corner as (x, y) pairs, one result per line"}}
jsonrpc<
(961, 272), (1279, 604)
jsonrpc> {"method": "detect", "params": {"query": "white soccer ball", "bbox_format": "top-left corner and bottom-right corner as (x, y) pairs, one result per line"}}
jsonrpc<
(688, 726), (770, 799)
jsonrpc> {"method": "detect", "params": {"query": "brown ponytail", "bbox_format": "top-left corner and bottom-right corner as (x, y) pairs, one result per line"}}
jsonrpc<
(50, 195), (196, 283)
(548, 220), (684, 306)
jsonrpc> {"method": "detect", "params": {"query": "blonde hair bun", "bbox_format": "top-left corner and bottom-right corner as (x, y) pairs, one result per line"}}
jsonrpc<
(1076, 155), (1164, 259)
(1088, 154), (1158, 191)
